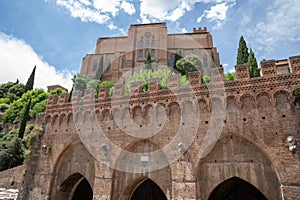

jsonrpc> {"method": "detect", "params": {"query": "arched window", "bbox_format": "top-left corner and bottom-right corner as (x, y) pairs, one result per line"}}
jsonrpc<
(121, 57), (125, 69)
(151, 40), (156, 47)
(93, 62), (97, 71)
(138, 50), (143, 58)
(139, 40), (144, 48)
(151, 49), (155, 57)
(145, 40), (150, 48)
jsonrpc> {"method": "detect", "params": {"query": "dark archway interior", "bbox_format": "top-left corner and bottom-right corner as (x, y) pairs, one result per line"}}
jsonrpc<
(208, 177), (267, 200)
(72, 178), (93, 200)
(130, 179), (167, 200)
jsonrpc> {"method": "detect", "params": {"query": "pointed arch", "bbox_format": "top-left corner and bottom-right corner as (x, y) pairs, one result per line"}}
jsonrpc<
(49, 142), (95, 199)
(197, 135), (281, 200)
(208, 177), (267, 200)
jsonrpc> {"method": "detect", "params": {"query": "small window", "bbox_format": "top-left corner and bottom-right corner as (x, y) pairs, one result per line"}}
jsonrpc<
(106, 60), (111, 72)
(151, 49), (155, 57)
(145, 40), (150, 48)
(138, 50), (143, 58)
(151, 40), (156, 47)
(139, 40), (144, 48)
(121, 57), (125, 69)
(93, 62), (97, 71)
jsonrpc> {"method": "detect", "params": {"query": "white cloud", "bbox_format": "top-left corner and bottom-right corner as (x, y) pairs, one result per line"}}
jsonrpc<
(181, 28), (188, 33)
(245, 0), (300, 54)
(108, 23), (117, 30)
(93, 0), (120, 17)
(139, 0), (235, 23)
(121, 1), (136, 15)
(79, 0), (91, 6)
(197, 2), (233, 29)
(57, 0), (110, 24)
(0, 32), (73, 91)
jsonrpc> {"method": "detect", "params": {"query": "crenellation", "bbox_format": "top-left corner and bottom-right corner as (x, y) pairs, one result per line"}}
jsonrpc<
(71, 90), (82, 103)
(148, 78), (160, 93)
(188, 71), (202, 87)
(98, 86), (109, 99)
(235, 64), (250, 81)
(168, 74), (181, 90)
(58, 93), (69, 105)
(211, 67), (224, 82)
(260, 59), (277, 77)
(130, 81), (142, 95)
(289, 55), (300, 73)
(114, 83), (125, 97)
(84, 88), (95, 101)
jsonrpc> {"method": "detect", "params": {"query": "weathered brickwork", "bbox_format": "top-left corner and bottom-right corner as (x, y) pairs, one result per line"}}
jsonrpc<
(18, 55), (300, 199)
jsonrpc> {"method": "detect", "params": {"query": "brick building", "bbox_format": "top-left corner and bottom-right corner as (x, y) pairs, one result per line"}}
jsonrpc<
(10, 23), (300, 199)
(80, 22), (220, 82)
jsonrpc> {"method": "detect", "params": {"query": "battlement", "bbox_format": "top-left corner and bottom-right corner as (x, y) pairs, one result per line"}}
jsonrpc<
(46, 55), (300, 117)
(193, 27), (207, 33)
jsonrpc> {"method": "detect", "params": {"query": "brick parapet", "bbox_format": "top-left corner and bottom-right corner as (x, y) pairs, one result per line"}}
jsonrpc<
(45, 67), (300, 116)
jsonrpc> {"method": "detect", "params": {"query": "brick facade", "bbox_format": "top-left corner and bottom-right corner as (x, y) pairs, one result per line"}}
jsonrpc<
(19, 54), (300, 199)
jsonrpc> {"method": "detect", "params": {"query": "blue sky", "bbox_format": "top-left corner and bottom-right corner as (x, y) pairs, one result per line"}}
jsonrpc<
(0, 0), (299, 90)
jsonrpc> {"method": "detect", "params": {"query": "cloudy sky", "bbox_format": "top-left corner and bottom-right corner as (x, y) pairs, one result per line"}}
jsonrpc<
(0, 0), (299, 90)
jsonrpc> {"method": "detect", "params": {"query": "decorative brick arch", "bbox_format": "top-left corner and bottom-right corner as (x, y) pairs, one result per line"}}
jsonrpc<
(49, 142), (95, 200)
(197, 135), (281, 200)
(111, 140), (172, 200)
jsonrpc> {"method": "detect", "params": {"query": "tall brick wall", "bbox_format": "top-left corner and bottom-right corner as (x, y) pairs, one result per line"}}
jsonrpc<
(19, 57), (300, 200)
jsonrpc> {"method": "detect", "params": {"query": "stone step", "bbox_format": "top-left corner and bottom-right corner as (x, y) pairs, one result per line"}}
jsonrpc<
(0, 188), (18, 200)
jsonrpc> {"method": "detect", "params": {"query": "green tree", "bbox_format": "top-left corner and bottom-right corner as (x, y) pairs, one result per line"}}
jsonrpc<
(236, 36), (249, 65)
(224, 72), (236, 81)
(248, 48), (260, 77)
(145, 53), (152, 70)
(74, 74), (89, 92)
(175, 55), (203, 76)
(18, 98), (31, 139)
(173, 52), (182, 69)
(2, 89), (49, 123)
(24, 66), (36, 93)
(95, 56), (104, 80)
(210, 51), (216, 68)
(0, 137), (25, 171)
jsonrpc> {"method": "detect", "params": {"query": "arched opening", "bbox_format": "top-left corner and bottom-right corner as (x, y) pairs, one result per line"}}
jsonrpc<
(208, 177), (267, 200)
(130, 178), (167, 200)
(58, 173), (93, 200)
(72, 177), (93, 200)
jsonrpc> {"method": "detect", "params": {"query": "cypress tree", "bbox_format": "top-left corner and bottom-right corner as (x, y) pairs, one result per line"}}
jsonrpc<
(95, 56), (103, 80)
(210, 51), (216, 68)
(236, 36), (249, 65)
(145, 53), (151, 70)
(248, 48), (260, 77)
(18, 98), (31, 139)
(24, 66), (36, 92)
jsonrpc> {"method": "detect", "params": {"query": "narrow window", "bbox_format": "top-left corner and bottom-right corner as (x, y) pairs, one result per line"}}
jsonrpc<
(138, 50), (143, 58)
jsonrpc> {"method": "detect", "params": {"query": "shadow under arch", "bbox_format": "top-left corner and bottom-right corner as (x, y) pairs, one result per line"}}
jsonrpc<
(197, 134), (281, 200)
(49, 141), (95, 200)
(208, 176), (267, 200)
(112, 140), (172, 200)
(59, 172), (93, 200)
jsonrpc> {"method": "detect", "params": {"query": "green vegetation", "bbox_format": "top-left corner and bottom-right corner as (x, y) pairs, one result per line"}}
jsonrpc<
(126, 68), (189, 93)
(236, 36), (260, 77)
(19, 98), (31, 139)
(95, 56), (104, 80)
(224, 72), (236, 81)
(236, 36), (249, 65)
(24, 66), (36, 93)
(2, 89), (49, 123)
(145, 53), (152, 70)
(175, 54), (203, 76)
(248, 48), (260, 78)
